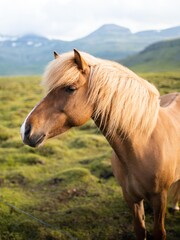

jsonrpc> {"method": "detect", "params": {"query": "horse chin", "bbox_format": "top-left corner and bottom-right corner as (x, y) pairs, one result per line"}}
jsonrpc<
(47, 127), (71, 139)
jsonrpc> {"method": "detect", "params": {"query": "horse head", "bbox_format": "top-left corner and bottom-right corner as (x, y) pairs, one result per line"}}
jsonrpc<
(21, 49), (94, 147)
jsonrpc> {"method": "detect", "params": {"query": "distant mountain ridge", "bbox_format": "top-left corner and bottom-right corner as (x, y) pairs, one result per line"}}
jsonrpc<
(84, 24), (131, 39)
(0, 24), (180, 75)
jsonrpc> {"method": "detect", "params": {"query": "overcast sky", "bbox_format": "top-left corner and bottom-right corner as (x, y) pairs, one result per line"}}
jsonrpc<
(0, 0), (179, 40)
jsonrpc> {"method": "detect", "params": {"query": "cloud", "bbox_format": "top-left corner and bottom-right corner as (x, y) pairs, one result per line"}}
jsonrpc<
(0, 0), (179, 40)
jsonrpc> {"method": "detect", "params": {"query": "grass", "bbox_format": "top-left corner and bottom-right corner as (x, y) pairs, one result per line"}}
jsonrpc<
(0, 73), (180, 240)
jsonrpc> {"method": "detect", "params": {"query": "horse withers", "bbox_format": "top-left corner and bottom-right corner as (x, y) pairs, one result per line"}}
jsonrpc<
(21, 49), (180, 240)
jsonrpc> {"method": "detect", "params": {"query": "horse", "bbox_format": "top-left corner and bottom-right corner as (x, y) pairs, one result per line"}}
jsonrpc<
(20, 49), (180, 240)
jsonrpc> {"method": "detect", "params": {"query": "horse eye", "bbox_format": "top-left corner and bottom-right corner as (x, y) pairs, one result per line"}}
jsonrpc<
(65, 86), (76, 93)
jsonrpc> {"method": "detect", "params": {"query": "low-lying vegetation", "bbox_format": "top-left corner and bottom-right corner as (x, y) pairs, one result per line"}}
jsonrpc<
(0, 73), (180, 239)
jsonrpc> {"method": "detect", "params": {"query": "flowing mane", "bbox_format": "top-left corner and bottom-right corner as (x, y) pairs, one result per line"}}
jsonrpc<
(42, 51), (160, 140)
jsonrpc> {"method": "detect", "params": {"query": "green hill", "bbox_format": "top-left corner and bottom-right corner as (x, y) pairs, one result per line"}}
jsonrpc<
(121, 38), (180, 72)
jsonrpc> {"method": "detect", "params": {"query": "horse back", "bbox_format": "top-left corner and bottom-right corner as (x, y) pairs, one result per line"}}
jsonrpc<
(160, 92), (180, 124)
(160, 92), (180, 108)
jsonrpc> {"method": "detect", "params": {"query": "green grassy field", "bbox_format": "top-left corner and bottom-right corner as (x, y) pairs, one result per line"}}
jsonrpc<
(0, 72), (180, 240)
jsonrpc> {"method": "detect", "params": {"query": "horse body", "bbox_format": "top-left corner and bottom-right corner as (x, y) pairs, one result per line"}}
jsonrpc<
(21, 50), (180, 240)
(99, 94), (180, 240)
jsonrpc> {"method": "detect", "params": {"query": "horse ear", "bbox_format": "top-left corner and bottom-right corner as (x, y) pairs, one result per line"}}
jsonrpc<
(74, 49), (88, 71)
(54, 51), (59, 59)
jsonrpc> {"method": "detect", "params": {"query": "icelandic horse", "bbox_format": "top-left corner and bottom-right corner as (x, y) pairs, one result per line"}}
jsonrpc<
(21, 49), (180, 240)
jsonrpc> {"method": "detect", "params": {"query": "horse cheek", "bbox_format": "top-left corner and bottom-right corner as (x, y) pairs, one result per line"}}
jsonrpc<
(68, 106), (93, 127)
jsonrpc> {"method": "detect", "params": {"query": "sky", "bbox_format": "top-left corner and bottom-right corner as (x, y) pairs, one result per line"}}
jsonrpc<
(0, 0), (180, 40)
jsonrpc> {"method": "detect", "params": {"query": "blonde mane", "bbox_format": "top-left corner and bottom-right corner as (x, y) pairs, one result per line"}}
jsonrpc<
(42, 51), (160, 140)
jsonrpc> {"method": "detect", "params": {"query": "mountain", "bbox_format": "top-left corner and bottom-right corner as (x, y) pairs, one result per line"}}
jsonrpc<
(0, 34), (18, 42)
(82, 24), (131, 39)
(71, 24), (134, 59)
(0, 34), (68, 75)
(0, 24), (180, 75)
(121, 38), (180, 72)
(71, 25), (180, 59)
(134, 26), (180, 38)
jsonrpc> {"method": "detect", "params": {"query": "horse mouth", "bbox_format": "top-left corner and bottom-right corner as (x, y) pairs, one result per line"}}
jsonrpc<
(24, 133), (46, 148)
(35, 134), (46, 147)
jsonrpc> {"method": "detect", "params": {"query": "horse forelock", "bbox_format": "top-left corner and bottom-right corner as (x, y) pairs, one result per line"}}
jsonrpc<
(42, 51), (98, 92)
(42, 52), (79, 92)
(42, 51), (160, 140)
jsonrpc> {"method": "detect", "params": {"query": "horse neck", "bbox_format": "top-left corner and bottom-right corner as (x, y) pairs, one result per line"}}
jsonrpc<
(92, 114), (153, 166)
(92, 115), (142, 161)
(92, 107), (175, 167)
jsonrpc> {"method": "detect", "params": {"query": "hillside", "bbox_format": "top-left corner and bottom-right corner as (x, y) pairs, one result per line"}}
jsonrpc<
(121, 38), (180, 72)
(0, 24), (180, 75)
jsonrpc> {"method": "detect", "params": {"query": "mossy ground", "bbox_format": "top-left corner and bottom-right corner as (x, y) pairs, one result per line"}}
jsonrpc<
(0, 73), (180, 240)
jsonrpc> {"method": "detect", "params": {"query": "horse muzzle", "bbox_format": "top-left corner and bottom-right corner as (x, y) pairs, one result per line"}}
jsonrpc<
(21, 122), (46, 147)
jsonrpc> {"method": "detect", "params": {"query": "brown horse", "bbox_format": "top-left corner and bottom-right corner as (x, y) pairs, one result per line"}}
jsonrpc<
(21, 49), (180, 240)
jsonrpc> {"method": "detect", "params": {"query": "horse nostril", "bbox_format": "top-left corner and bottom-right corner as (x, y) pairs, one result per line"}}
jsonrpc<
(25, 123), (31, 138)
